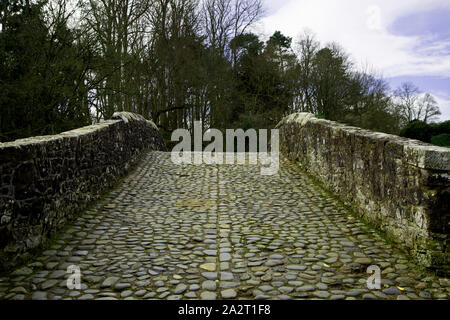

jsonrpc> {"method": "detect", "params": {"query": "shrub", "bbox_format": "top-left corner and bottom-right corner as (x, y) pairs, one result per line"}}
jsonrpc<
(431, 120), (450, 136)
(430, 134), (450, 147)
(315, 113), (326, 119)
(399, 120), (433, 143)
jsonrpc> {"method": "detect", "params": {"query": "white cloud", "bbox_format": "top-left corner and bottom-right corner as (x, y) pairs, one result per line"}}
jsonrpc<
(432, 92), (450, 121)
(262, 0), (292, 14)
(259, 0), (450, 78)
(366, 5), (382, 31)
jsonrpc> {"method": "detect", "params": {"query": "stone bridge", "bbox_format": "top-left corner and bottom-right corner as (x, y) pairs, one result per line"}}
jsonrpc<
(0, 112), (448, 300)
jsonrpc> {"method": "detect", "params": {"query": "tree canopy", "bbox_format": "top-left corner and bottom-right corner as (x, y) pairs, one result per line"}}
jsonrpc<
(0, 0), (444, 144)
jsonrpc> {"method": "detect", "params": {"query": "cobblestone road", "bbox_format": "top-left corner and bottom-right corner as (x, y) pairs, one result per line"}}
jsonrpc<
(0, 152), (449, 300)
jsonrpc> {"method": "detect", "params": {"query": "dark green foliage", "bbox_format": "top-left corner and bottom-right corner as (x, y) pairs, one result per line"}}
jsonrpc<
(230, 31), (296, 129)
(315, 113), (325, 119)
(399, 120), (433, 142)
(430, 120), (450, 147)
(0, 1), (92, 142)
(431, 120), (450, 136)
(430, 134), (450, 147)
(399, 119), (450, 147)
(0, 1), (439, 143)
(267, 31), (292, 49)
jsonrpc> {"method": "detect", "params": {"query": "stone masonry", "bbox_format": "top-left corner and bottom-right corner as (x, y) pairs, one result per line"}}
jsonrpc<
(0, 152), (448, 300)
(277, 113), (449, 274)
(0, 112), (165, 270)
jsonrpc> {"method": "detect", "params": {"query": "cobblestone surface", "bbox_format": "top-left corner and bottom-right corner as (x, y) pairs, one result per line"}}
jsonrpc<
(0, 152), (449, 300)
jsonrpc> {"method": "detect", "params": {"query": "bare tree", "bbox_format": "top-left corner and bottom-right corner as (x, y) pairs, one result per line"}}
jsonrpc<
(394, 82), (441, 123)
(394, 82), (420, 123)
(201, 0), (263, 61)
(144, 0), (204, 128)
(293, 30), (319, 113)
(79, 0), (153, 117)
(418, 93), (441, 123)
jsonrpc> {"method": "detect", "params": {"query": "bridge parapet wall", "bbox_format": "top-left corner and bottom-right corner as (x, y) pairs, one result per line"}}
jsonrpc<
(277, 113), (449, 274)
(0, 112), (165, 269)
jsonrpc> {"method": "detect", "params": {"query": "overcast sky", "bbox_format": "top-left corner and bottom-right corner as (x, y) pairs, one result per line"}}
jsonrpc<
(257, 0), (450, 121)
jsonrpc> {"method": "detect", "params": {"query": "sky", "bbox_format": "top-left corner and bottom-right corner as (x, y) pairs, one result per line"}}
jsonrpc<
(257, 0), (450, 121)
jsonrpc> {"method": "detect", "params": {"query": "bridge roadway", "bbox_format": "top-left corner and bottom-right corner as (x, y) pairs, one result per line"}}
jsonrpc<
(0, 151), (448, 300)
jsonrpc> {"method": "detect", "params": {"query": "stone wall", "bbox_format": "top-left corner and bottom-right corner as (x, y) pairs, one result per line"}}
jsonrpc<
(277, 113), (449, 274)
(0, 112), (165, 270)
